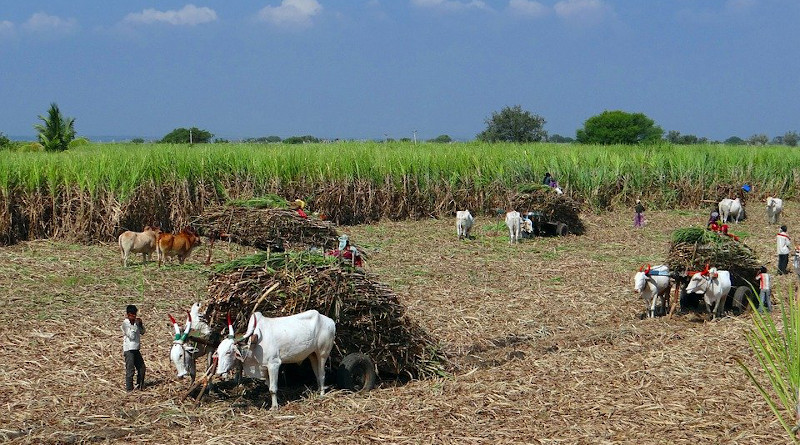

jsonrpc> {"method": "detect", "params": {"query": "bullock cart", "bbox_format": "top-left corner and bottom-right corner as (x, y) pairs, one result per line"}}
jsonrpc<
(666, 227), (760, 315)
(190, 203), (345, 254)
(182, 251), (448, 405)
(510, 187), (585, 236)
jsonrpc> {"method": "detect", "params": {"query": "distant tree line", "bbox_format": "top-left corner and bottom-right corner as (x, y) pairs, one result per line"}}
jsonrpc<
(4, 103), (800, 151)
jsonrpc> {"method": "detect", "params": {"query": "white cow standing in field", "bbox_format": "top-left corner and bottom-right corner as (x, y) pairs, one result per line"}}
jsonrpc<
(685, 268), (731, 320)
(456, 210), (474, 240)
(632, 265), (672, 318)
(505, 211), (521, 244)
(766, 197), (783, 224)
(215, 310), (336, 409)
(719, 198), (743, 223)
(118, 226), (160, 267)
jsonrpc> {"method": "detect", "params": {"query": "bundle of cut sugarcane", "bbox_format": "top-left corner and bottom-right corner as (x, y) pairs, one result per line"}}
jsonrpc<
(510, 186), (585, 235)
(190, 203), (342, 251)
(666, 227), (760, 287)
(202, 251), (449, 380)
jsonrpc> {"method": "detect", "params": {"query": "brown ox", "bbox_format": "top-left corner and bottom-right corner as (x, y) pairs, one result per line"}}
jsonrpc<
(157, 227), (202, 267)
(118, 226), (161, 267)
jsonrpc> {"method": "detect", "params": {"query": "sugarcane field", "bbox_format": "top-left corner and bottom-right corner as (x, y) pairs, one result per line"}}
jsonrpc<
(1, 179), (799, 444)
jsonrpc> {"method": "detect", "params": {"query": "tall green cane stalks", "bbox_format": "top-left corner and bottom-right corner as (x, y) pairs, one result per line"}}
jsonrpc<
(738, 287), (800, 443)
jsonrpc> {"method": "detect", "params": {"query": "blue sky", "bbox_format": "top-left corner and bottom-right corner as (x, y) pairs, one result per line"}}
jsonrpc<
(1, 0), (798, 141)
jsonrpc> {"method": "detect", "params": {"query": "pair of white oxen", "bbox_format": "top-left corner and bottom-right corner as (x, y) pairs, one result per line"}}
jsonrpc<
(633, 265), (731, 319)
(455, 210), (534, 243)
(718, 196), (783, 224)
(169, 303), (335, 409)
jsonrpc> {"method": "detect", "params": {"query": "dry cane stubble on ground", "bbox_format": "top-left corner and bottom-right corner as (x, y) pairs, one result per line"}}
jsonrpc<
(0, 206), (795, 444)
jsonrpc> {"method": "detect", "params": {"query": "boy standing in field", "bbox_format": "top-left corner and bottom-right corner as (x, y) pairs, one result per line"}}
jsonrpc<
(121, 304), (146, 391)
(755, 266), (772, 313)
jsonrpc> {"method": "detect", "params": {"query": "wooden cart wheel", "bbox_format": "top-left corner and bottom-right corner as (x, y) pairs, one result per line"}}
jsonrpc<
(336, 353), (377, 392)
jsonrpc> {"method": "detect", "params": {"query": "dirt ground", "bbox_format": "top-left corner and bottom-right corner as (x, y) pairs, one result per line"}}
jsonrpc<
(0, 204), (796, 444)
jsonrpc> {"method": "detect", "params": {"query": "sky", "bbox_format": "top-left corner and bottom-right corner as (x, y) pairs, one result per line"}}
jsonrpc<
(1, 0), (798, 142)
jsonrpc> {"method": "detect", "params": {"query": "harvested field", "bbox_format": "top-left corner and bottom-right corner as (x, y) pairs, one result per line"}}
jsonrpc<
(0, 205), (795, 443)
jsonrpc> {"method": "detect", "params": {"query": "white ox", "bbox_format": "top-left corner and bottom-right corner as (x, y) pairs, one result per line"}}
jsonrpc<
(685, 268), (731, 320)
(118, 226), (160, 267)
(766, 197), (783, 224)
(633, 265), (672, 318)
(505, 211), (521, 244)
(718, 198), (743, 224)
(215, 310), (336, 409)
(456, 210), (474, 240)
(169, 303), (211, 380)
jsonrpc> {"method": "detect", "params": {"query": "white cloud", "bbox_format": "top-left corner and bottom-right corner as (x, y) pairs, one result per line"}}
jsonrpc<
(507, 0), (548, 18)
(21, 12), (78, 33)
(725, 0), (756, 14)
(0, 20), (14, 36)
(123, 4), (218, 26)
(256, 0), (323, 28)
(411, 0), (491, 13)
(554, 0), (611, 25)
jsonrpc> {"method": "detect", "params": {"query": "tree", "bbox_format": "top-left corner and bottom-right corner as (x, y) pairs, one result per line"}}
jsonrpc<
(576, 110), (663, 145)
(131, 138), (145, 144)
(784, 131), (799, 147)
(747, 134), (769, 146)
(666, 130), (681, 144)
(0, 132), (11, 150)
(724, 136), (745, 145)
(33, 103), (76, 152)
(428, 134), (452, 143)
(283, 135), (319, 144)
(549, 134), (574, 143)
(476, 105), (547, 143)
(160, 127), (213, 144)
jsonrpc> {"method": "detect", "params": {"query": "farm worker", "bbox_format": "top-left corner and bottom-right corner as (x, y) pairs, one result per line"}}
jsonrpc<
(777, 225), (792, 275)
(291, 199), (307, 218)
(719, 225), (739, 242)
(755, 266), (772, 312)
(707, 211), (720, 229)
(633, 199), (645, 228)
(121, 304), (146, 391)
(543, 172), (553, 186)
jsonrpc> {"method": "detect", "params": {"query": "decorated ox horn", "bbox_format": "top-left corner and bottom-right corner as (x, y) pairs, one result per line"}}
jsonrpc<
(182, 310), (192, 340)
(645, 264), (651, 275)
(169, 314), (181, 337)
(226, 311), (235, 339)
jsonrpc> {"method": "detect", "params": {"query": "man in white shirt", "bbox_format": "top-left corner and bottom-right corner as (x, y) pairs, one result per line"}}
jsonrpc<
(777, 225), (792, 275)
(122, 304), (146, 391)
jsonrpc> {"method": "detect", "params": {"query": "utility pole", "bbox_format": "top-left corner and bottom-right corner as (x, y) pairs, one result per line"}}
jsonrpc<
(189, 128), (193, 145)
(413, 130), (417, 145)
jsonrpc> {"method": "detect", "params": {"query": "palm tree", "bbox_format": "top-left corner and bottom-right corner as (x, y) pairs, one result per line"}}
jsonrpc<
(33, 103), (76, 151)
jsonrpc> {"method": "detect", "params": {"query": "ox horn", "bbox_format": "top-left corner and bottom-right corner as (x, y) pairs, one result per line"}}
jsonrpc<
(226, 311), (235, 339)
(645, 264), (651, 274)
(169, 314), (181, 337)
(182, 310), (192, 339)
(638, 265), (644, 272)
